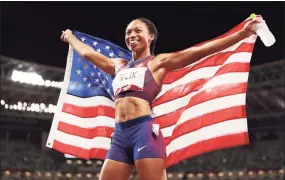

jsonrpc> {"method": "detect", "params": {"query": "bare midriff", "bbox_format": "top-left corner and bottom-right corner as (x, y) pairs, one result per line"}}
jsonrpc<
(115, 96), (152, 122)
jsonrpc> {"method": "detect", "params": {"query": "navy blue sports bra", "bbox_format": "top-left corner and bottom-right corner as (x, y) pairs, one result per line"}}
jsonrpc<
(112, 56), (160, 104)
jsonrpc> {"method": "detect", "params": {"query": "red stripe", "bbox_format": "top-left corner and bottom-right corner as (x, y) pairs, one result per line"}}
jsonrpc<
(89, 148), (108, 160)
(215, 62), (249, 76)
(163, 137), (172, 147)
(53, 140), (108, 160)
(168, 106), (247, 145)
(152, 79), (204, 107)
(186, 82), (248, 109)
(62, 103), (115, 118)
(153, 62), (249, 106)
(165, 132), (249, 167)
(154, 106), (184, 129)
(53, 140), (90, 160)
(163, 43), (253, 84)
(58, 122), (114, 139)
(154, 82), (248, 129)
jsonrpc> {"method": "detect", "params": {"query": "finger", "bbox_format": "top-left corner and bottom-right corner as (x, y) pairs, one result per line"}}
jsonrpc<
(256, 14), (262, 18)
(60, 34), (67, 41)
(251, 19), (258, 23)
(60, 33), (65, 39)
(251, 19), (261, 24)
(252, 19), (262, 24)
(253, 16), (263, 22)
(60, 35), (65, 41)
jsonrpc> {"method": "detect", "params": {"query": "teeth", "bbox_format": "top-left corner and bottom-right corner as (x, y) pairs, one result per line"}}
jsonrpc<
(130, 40), (138, 45)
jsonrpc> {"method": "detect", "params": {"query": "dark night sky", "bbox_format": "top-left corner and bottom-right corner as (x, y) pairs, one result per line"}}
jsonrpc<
(1, 2), (284, 68)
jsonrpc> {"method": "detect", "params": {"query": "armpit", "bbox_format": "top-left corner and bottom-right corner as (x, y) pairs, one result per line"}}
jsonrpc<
(113, 58), (128, 75)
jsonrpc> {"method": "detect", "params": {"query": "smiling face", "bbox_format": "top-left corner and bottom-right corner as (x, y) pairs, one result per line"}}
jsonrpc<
(125, 19), (155, 54)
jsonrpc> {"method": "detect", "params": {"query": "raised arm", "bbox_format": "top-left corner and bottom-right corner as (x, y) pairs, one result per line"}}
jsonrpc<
(156, 18), (260, 71)
(61, 29), (123, 75)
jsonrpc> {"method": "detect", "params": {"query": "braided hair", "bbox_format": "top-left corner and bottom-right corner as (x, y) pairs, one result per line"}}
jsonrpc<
(134, 18), (158, 55)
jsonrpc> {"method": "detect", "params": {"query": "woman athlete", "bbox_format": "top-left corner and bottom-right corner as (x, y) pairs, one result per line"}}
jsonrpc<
(61, 16), (261, 180)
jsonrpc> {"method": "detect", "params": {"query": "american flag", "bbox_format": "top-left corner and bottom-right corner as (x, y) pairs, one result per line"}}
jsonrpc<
(47, 18), (257, 167)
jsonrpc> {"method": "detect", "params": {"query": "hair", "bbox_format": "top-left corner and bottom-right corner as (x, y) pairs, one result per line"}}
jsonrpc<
(131, 17), (158, 55)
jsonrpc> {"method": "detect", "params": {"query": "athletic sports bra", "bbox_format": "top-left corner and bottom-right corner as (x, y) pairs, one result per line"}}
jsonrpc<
(112, 56), (160, 104)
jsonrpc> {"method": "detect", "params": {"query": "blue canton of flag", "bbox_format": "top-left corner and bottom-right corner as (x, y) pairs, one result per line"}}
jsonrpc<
(67, 31), (132, 100)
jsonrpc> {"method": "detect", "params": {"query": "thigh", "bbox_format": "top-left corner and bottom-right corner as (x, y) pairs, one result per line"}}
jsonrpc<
(99, 159), (134, 180)
(135, 158), (167, 180)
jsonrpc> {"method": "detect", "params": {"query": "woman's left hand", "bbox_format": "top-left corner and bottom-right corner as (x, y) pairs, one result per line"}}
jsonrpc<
(243, 15), (263, 37)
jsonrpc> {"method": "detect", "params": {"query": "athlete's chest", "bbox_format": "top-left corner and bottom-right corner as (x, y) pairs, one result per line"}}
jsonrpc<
(112, 67), (148, 94)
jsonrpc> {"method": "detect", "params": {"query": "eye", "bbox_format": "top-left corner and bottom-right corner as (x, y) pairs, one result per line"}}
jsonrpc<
(135, 29), (142, 33)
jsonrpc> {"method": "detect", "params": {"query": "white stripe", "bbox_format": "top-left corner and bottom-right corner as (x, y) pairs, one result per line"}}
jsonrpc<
(224, 52), (253, 64)
(64, 154), (77, 158)
(152, 73), (248, 118)
(60, 112), (115, 128)
(156, 52), (251, 98)
(64, 94), (115, 107)
(54, 130), (111, 150)
(161, 93), (246, 137)
(203, 73), (249, 89)
(158, 67), (221, 97)
(47, 46), (74, 148)
(166, 118), (248, 156)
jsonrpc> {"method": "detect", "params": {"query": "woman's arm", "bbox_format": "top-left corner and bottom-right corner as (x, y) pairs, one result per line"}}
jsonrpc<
(156, 18), (260, 71)
(61, 29), (118, 75)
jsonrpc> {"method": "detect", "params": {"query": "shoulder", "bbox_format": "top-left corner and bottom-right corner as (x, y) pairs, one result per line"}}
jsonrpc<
(146, 53), (173, 73)
(112, 58), (128, 75)
(112, 57), (128, 69)
(153, 53), (173, 61)
(150, 53), (173, 67)
(112, 58), (128, 65)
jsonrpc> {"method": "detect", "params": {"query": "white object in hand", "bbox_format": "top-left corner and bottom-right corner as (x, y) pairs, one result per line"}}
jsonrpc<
(256, 19), (276, 47)
(152, 124), (160, 136)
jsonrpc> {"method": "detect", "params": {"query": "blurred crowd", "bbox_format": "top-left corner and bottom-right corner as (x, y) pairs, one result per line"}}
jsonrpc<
(1, 140), (58, 171)
(1, 171), (284, 180)
(168, 138), (284, 172)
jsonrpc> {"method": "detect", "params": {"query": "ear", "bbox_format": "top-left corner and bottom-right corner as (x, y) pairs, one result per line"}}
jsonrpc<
(150, 34), (155, 40)
(149, 34), (155, 43)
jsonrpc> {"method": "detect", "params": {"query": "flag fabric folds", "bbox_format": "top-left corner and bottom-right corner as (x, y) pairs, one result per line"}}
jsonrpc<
(47, 18), (257, 167)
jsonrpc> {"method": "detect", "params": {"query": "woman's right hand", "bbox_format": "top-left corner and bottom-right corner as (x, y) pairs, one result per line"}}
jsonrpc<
(60, 29), (74, 43)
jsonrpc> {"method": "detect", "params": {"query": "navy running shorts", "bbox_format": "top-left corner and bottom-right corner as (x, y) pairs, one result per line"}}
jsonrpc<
(106, 115), (166, 164)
